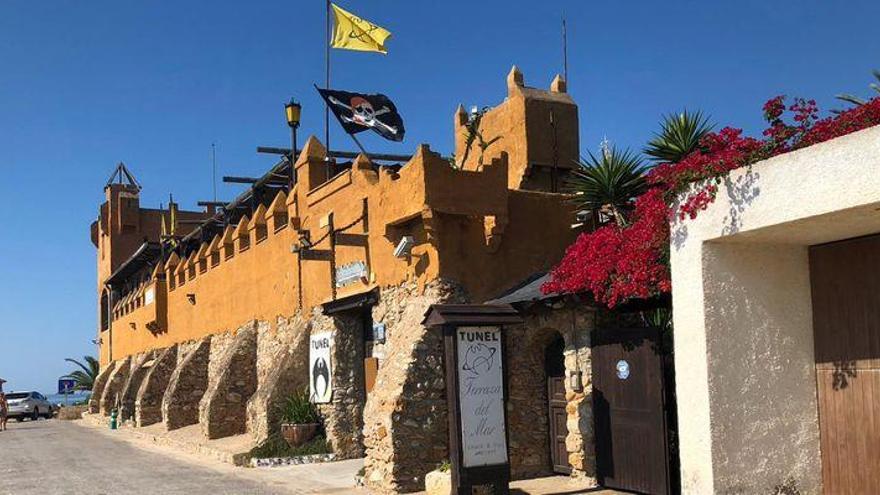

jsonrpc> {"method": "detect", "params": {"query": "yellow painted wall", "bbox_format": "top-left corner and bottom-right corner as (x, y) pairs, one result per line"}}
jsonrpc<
(100, 68), (581, 364)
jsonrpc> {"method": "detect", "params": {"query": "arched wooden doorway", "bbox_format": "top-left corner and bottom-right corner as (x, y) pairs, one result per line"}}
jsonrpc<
(545, 334), (570, 474)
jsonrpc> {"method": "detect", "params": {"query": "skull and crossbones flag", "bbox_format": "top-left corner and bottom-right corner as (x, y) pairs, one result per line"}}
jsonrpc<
(316, 87), (405, 142)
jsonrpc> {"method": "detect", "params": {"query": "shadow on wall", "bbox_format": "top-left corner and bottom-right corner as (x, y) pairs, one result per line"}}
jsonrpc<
(831, 360), (857, 390)
(670, 167), (762, 250)
(721, 167), (762, 236)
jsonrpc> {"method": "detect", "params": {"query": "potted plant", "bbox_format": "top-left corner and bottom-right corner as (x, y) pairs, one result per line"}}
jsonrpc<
(279, 388), (320, 447)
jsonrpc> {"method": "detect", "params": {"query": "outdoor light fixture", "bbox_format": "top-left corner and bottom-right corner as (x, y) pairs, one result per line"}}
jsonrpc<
(285, 98), (302, 188)
(393, 235), (415, 258)
(569, 370), (583, 392)
(129, 322), (137, 330)
(186, 293), (196, 305)
(285, 98), (302, 129)
(297, 231), (313, 250)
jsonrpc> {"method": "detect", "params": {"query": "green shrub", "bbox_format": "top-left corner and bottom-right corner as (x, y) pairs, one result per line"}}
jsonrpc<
(278, 388), (319, 424)
(248, 433), (332, 459)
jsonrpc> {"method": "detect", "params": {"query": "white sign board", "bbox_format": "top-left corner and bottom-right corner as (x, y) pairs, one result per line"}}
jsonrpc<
(145, 287), (155, 306)
(309, 332), (333, 403)
(457, 326), (507, 467)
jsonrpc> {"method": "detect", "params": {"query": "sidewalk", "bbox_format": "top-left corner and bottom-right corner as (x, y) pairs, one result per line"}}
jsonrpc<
(76, 415), (620, 494)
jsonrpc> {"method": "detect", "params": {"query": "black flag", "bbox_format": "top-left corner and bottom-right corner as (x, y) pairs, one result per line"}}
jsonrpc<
(316, 87), (405, 142)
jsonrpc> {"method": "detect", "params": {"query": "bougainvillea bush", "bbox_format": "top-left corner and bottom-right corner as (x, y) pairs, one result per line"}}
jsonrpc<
(544, 96), (880, 308)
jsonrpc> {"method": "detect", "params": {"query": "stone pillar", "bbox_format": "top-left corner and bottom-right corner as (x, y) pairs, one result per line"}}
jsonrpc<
(135, 345), (178, 427)
(119, 351), (155, 422)
(200, 323), (258, 439)
(247, 316), (311, 446)
(100, 356), (132, 415)
(363, 280), (467, 494)
(162, 336), (211, 430)
(88, 361), (117, 414)
(312, 309), (367, 459)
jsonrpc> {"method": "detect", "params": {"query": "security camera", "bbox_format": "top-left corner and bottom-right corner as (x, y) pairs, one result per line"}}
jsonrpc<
(394, 235), (415, 258)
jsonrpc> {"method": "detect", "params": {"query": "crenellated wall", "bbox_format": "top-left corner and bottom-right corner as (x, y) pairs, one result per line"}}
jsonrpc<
(103, 129), (575, 364)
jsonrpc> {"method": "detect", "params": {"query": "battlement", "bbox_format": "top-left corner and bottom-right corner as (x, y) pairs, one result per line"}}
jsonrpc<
(96, 68), (581, 364)
(453, 66), (579, 191)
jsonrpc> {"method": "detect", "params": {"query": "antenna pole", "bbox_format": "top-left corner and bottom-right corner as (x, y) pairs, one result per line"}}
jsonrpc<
(211, 143), (217, 202)
(563, 14), (569, 84)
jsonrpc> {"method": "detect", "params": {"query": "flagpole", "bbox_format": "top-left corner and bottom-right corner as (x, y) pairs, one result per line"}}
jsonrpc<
(325, 0), (331, 153)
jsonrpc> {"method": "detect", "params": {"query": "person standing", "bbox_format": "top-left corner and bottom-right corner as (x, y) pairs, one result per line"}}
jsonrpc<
(0, 392), (8, 431)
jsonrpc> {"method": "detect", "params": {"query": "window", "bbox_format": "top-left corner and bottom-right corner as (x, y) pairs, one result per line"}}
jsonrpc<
(100, 291), (110, 331)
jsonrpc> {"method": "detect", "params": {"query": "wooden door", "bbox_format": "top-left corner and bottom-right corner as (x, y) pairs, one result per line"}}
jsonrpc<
(548, 376), (570, 474)
(810, 235), (880, 494)
(592, 327), (669, 495)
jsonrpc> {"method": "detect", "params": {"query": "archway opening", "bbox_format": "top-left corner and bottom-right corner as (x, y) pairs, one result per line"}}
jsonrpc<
(544, 333), (570, 474)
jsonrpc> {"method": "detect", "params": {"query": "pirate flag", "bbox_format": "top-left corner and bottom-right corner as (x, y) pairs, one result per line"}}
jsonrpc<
(316, 87), (405, 142)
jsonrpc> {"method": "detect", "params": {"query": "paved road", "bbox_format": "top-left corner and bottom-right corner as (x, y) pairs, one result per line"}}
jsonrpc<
(0, 419), (311, 495)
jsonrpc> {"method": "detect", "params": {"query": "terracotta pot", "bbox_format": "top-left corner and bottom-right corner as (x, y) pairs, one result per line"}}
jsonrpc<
(281, 423), (319, 447)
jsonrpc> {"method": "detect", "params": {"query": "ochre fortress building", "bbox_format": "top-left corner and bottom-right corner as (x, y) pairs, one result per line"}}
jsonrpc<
(89, 69), (600, 493)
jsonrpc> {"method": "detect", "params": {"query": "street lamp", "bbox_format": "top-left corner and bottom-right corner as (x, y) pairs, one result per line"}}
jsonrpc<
(285, 98), (302, 188)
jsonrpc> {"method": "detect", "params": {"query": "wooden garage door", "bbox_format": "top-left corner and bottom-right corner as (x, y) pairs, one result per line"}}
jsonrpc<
(810, 235), (880, 494)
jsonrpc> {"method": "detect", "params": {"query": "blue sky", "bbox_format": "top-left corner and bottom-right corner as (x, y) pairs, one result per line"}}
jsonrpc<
(1, 0), (878, 393)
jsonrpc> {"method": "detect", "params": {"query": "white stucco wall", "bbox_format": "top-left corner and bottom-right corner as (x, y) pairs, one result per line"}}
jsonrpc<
(670, 125), (880, 494)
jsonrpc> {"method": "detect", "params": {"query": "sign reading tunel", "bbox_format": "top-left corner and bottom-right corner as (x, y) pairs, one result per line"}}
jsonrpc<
(457, 326), (507, 467)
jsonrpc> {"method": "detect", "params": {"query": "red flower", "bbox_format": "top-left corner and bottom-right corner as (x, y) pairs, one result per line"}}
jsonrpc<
(545, 95), (880, 308)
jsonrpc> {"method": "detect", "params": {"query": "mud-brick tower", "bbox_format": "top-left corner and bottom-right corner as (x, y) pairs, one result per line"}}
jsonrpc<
(91, 164), (155, 362)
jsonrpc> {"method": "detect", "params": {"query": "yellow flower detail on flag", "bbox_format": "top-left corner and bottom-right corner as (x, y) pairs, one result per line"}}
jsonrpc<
(330, 3), (391, 54)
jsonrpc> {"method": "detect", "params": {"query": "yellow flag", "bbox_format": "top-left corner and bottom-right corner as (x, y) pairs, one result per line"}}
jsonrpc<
(330, 3), (391, 54)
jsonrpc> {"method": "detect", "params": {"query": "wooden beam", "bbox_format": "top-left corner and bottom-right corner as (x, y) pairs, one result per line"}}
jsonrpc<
(223, 176), (259, 184)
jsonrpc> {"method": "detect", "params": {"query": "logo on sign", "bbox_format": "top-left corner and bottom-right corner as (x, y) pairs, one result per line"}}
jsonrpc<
(616, 360), (630, 380)
(309, 333), (333, 403)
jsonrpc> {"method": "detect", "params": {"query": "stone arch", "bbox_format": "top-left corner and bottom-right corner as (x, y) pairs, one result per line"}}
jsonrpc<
(162, 336), (211, 430)
(246, 315), (311, 446)
(119, 351), (156, 422)
(200, 323), (258, 439)
(506, 304), (597, 482)
(88, 361), (116, 414)
(99, 356), (132, 415)
(135, 344), (178, 427)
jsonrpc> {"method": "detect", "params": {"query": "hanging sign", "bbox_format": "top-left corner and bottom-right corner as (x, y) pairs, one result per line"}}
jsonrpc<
(457, 326), (508, 468)
(309, 332), (333, 403)
(335, 261), (368, 288)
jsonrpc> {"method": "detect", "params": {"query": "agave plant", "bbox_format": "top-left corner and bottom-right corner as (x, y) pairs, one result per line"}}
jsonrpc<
(63, 356), (100, 391)
(835, 69), (880, 107)
(644, 110), (714, 164)
(567, 145), (648, 227)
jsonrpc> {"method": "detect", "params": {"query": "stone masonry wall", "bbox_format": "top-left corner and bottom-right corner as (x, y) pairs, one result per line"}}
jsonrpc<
(89, 361), (116, 414)
(100, 356), (132, 415)
(200, 322), (258, 439)
(135, 344), (178, 427)
(247, 315), (311, 445)
(119, 351), (156, 422)
(162, 336), (211, 430)
(312, 308), (366, 459)
(507, 303), (597, 482)
(363, 279), (468, 494)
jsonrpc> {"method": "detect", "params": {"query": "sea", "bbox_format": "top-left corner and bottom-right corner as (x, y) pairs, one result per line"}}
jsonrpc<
(45, 391), (92, 406)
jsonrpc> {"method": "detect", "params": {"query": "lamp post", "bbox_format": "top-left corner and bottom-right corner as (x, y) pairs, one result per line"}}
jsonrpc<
(285, 98), (302, 188)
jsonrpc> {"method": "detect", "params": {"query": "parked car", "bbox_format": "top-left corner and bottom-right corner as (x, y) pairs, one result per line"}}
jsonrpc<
(5, 391), (55, 421)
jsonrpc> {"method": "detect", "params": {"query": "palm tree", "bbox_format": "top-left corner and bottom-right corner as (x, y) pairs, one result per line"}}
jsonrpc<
(63, 356), (100, 391)
(567, 145), (648, 227)
(644, 110), (714, 164)
(836, 69), (880, 107)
